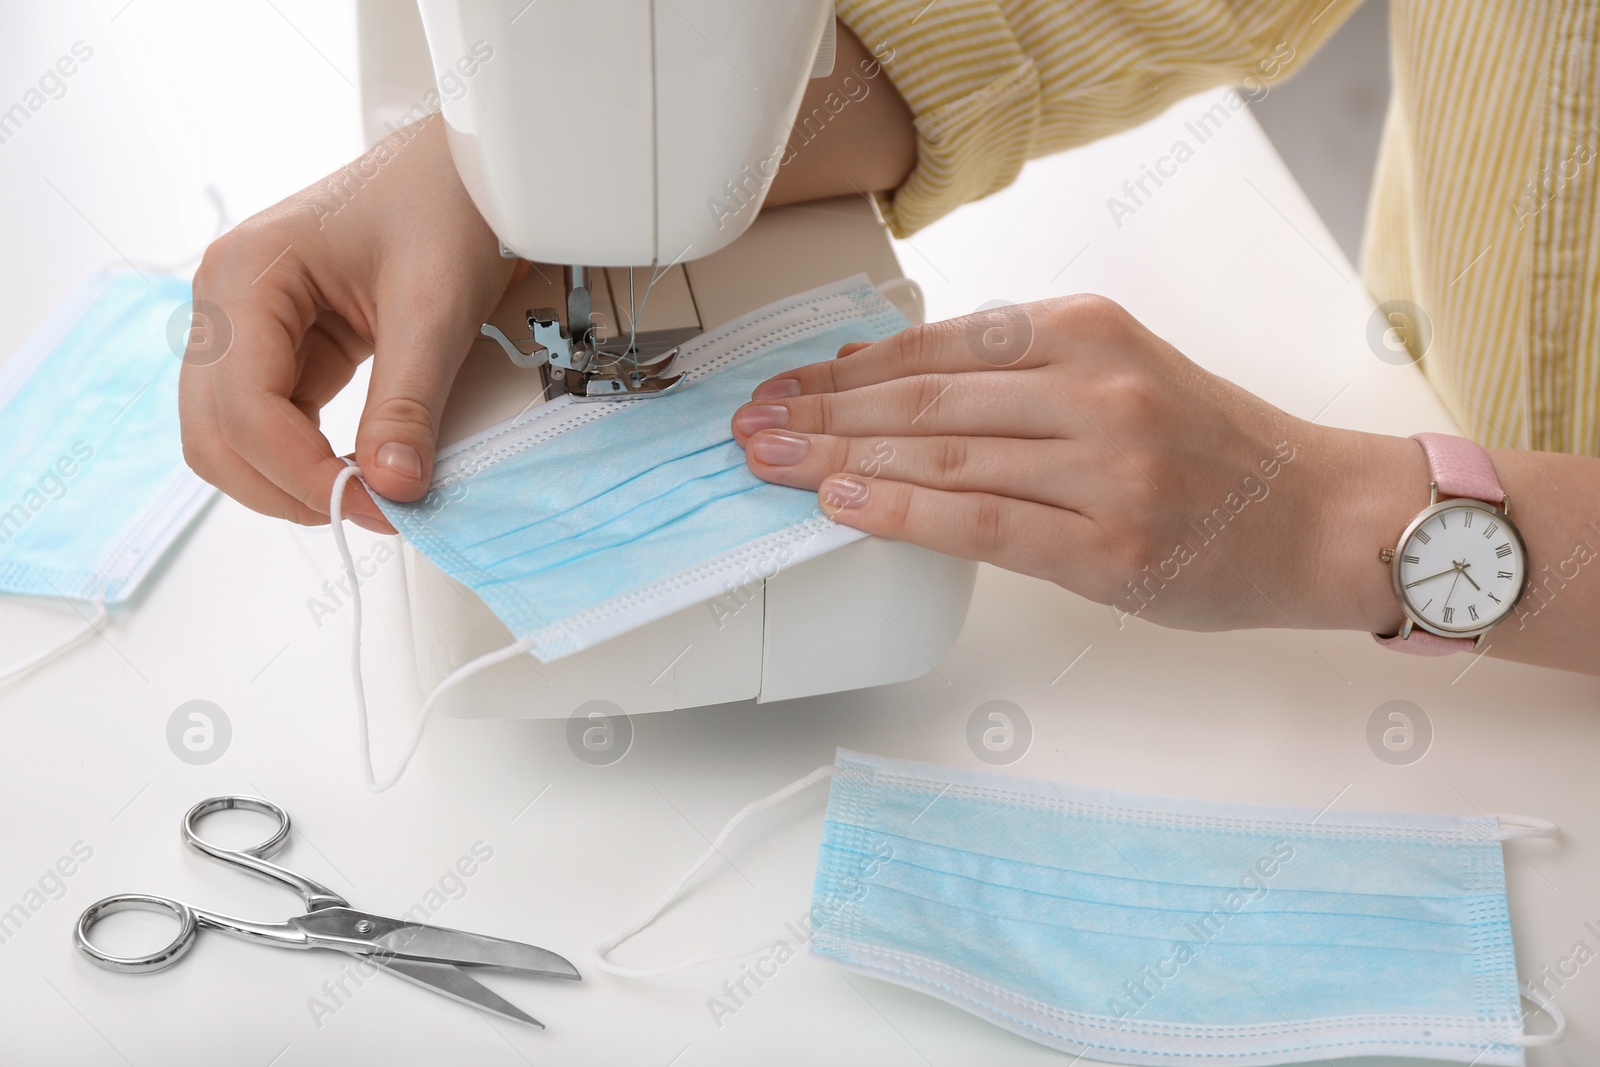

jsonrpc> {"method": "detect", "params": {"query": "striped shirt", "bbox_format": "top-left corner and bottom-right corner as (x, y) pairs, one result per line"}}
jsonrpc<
(836, 0), (1600, 455)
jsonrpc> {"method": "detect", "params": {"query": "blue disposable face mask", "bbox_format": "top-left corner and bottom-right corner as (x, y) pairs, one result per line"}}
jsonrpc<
(369, 275), (906, 658)
(329, 277), (909, 789)
(594, 750), (1565, 1065)
(0, 273), (214, 680)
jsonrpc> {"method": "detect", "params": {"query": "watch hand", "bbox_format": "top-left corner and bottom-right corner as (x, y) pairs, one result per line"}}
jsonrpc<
(1442, 566), (1463, 611)
(1459, 563), (1481, 592)
(1403, 565), (1459, 589)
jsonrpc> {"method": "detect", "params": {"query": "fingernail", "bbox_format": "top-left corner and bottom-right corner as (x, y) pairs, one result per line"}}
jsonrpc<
(752, 378), (802, 401)
(749, 430), (808, 466)
(376, 441), (423, 480)
(349, 512), (393, 534)
(733, 404), (789, 436)
(820, 474), (869, 512)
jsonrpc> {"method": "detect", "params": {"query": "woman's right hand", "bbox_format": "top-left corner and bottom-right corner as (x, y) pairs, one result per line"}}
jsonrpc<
(178, 115), (519, 531)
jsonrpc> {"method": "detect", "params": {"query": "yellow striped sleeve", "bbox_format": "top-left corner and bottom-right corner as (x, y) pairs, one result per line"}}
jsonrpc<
(839, 1), (1600, 453)
(835, 0), (1042, 237)
(838, 0), (1365, 236)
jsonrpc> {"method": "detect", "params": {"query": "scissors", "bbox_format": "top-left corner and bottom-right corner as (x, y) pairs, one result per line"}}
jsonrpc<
(75, 796), (580, 1027)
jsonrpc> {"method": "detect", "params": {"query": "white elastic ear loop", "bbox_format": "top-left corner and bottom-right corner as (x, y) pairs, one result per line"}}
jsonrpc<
(1515, 984), (1567, 1046)
(330, 465), (532, 793)
(593, 763), (836, 978)
(0, 597), (107, 684)
(873, 276), (924, 324)
(1494, 814), (1560, 840)
(1491, 815), (1565, 1047)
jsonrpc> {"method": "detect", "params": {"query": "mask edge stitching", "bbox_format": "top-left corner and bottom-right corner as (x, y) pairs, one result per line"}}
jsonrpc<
(858, 770), (1503, 843)
(811, 945), (1525, 1051)
(81, 468), (215, 601)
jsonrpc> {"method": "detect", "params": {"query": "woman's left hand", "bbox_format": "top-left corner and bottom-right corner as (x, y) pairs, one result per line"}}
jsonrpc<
(731, 295), (1419, 635)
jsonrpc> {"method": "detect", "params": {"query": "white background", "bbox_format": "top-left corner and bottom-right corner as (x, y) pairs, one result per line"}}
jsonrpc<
(1, 3), (1597, 1065)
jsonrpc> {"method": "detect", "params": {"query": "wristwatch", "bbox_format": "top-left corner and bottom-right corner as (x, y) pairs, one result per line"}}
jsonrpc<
(1374, 433), (1529, 654)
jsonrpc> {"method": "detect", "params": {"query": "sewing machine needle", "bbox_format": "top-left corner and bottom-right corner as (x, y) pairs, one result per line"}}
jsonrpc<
(628, 266), (638, 359)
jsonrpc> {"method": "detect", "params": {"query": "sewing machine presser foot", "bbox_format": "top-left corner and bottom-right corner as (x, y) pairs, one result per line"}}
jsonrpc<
(480, 311), (687, 401)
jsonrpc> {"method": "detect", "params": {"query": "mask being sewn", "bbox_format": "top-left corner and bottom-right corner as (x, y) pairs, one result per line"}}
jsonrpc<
(329, 276), (908, 789)
(371, 273), (907, 661)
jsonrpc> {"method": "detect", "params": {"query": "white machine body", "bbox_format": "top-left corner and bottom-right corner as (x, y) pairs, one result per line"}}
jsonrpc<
(380, 1), (976, 717)
(413, 0), (835, 266)
(406, 523), (977, 719)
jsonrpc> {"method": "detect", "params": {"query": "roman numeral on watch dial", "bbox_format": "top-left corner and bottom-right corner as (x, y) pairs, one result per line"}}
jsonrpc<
(1495, 544), (1512, 558)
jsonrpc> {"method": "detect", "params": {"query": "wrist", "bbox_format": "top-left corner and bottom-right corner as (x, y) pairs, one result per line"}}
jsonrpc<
(1300, 426), (1427, 633)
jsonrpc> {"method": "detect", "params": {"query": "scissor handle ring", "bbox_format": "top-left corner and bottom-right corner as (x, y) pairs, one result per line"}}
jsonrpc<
(182, 796), (290, 859)
(180, 795), (346, 911)
(75, 894), (198, 974)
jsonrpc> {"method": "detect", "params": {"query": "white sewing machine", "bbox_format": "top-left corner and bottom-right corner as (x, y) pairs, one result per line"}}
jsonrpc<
(362, 0), (975, 717)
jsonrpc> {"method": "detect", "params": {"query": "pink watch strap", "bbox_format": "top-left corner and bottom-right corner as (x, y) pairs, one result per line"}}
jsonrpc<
(1373, 628), (1473, 654)
(1375, 434), (1504, 656)
(1412, 432), (1506, 503)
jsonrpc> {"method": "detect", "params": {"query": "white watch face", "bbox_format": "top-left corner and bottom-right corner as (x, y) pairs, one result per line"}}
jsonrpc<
(1394, 499), (1526, 636)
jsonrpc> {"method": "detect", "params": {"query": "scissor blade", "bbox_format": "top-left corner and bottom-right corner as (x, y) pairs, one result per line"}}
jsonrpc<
(294, 908), (580, 980)
(373, 923), (582, 980)
(378, 958), (543, 1028)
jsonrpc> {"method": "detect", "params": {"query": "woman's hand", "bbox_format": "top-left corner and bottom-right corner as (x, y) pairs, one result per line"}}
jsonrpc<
(177, 18), (908, 534)
(179, 116), (519, 532)
(733, 295), (1422, 634)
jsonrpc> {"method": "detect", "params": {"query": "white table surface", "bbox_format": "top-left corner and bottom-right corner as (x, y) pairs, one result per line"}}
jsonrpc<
(2, 4), (1597, 1066)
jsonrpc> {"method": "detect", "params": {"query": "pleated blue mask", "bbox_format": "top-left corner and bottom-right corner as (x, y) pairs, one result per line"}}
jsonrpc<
(0, 273), (213, 605)
(328, 276), (909, 790)
(808, 750), (1562, 1065)
(593, 750), (1565, 1066)
(355, 275), (907, 661)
